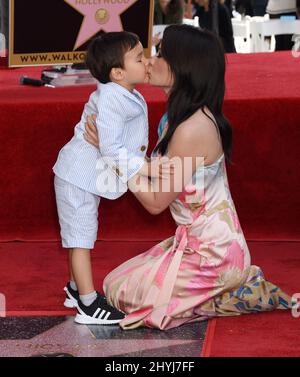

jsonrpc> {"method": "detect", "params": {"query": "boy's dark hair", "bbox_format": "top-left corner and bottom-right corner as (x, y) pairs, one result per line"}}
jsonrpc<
(86, 32), (140, 84)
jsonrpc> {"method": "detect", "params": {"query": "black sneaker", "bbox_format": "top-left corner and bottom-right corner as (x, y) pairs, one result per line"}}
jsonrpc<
(63, 282), (79, 308)
(75, 293), (125, 325)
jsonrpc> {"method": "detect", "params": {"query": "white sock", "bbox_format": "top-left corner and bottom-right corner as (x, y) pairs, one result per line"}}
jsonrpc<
(80, 291), (97, 307)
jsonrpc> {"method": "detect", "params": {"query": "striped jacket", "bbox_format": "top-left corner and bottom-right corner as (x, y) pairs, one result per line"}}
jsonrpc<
(53, 82), (149, 199)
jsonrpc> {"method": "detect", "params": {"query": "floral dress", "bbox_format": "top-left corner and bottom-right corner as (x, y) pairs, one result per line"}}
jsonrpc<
(103, 113), (291, 330)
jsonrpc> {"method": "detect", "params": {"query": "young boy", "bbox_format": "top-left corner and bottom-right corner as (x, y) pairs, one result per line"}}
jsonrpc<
(53, 32), (168, 325)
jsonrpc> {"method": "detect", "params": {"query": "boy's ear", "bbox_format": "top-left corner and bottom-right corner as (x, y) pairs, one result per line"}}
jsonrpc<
(110, 67), (124, 81)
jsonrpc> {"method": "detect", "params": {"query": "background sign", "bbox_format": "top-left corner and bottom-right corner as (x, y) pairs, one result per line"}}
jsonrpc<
(9, 0), (154, 67)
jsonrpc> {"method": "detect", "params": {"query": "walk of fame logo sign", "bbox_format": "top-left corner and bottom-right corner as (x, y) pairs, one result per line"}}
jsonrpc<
(9, 0), (154, 67)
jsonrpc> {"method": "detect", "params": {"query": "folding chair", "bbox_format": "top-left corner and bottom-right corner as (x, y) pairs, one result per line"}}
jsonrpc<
(251, 19), (300, 52)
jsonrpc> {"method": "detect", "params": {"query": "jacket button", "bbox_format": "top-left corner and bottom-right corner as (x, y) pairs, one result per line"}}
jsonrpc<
(115, 168), (123, 177)
(140, 145), (147, 152)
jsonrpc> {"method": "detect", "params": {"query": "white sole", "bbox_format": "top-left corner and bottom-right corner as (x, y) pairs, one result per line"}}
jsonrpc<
(63, 287), (78, 308)
(74, 313), (122, 325)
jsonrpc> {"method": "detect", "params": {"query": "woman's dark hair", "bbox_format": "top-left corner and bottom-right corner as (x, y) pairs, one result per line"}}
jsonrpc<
(86, 32), (139, 84)
(154, 24), (233, 164)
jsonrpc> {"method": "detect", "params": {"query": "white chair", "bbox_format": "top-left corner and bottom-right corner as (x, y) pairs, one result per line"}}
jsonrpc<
(0, 33), (6, 57)
(232, 18), (252, 53)
(292, 34), (300, 57)
(182, 16), (199, 27)
(251, 19), (300, 52)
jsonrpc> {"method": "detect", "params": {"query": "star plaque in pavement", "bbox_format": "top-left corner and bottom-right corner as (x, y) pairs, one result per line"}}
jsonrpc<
(64, 0), (139, 50)
(0, 316), (205, 357)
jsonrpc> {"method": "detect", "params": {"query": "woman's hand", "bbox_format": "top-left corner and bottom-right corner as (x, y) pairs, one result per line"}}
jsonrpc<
(149, 156), (174, 180)
(138, 156), (174, 180)
(84, 114), (99, 148)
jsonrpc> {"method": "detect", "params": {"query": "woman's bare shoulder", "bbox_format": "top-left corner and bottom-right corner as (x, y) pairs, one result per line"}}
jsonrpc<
(170, 108), (223, 163)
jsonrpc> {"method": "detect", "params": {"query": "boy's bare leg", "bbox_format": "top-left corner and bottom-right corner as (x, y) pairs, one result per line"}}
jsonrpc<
(69, 249), (75, 283)
(71, 248), (95, 295)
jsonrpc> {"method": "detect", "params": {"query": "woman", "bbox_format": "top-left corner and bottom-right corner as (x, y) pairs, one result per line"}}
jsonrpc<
(84, 25), (291, 330)
(194, 0), (236, 53)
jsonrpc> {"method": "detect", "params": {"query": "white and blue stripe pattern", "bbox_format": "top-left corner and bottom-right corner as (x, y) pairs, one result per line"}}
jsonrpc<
(54, 175), (100, 249)
(53, 82), (149, 200)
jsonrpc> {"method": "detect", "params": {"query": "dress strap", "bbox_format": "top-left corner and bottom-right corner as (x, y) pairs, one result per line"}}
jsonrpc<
(158, 112), (168, 139)
(154, 225), (188, 308)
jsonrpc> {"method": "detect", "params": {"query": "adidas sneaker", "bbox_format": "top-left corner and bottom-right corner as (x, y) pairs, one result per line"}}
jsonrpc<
(75, 293), (125, 325)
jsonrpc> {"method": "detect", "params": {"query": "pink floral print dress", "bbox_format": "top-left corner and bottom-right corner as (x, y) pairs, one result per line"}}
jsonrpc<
(103, 114), (291, 330)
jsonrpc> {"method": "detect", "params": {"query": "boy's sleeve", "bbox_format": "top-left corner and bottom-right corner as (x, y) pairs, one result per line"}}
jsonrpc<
(96, 87), (145, 184)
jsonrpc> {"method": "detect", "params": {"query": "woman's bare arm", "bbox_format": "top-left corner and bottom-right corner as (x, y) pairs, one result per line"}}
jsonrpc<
(128, 107), (223, 215)
(83, 115), (174, 180)
(84, 115), (98, 147)
(84, 112), (220, 214)
(127, 120), (207, 214)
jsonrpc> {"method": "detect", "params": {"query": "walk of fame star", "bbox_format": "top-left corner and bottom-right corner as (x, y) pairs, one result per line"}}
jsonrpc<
(64, 0), (139, 50)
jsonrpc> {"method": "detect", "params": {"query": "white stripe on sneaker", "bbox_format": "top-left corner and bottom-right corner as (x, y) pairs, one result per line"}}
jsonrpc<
(104, 311), (111, 321)
(93, 308), (101, 318)
(97, 310), (106, 319)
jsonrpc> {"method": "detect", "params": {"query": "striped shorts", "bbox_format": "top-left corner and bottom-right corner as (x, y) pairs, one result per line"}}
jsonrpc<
(54, 175), (100, 249)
